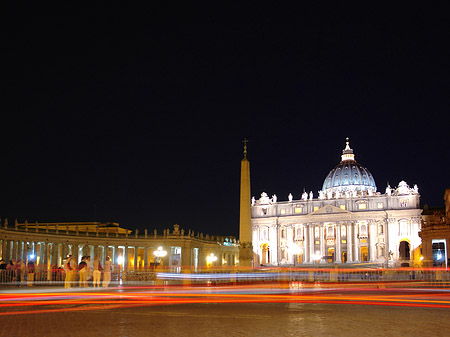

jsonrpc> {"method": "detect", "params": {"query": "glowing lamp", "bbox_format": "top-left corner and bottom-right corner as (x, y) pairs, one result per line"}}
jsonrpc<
(154, 246), (167, 258)
(206, 253), (217, 264)
(117, 255), (124, 265)
(29, 254), (35, 260)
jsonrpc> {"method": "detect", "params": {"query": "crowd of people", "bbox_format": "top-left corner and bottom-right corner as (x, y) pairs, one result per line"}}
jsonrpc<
(0, 258), (32, 286)
(0, 255), (113, 288)
(63, 255), (112, 288)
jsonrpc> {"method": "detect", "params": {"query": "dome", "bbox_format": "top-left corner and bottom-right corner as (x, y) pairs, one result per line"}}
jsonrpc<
(322, 139), (377, 195)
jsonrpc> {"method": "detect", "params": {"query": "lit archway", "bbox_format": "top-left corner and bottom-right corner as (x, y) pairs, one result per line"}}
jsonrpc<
(260, 243), (270, 265)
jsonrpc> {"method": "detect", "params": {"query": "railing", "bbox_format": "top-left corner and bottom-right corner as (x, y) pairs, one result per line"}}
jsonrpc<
(1, 266), (449, 288)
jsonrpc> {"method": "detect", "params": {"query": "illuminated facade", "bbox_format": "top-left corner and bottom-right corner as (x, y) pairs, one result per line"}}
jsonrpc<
(251, 140), (422, 266)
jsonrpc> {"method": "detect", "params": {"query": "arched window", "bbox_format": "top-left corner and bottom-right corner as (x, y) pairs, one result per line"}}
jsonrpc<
(315, 226), (319, 238)
(327, 226), (334, 237)
(360, 224), (367, 235)
(341, 225), (346, 237)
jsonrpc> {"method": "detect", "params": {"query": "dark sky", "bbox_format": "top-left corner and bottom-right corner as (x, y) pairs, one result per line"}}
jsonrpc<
(5, 17), (450, 238)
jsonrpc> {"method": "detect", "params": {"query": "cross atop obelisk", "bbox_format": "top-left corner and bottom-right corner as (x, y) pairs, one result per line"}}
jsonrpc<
(242, 138), (248, 158)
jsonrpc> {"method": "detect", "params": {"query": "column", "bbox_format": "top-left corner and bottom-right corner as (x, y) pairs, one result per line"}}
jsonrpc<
(369, 221), (376, 261)
(12, 241), (18, 261)
(336, 224), (341, 263)
(353, 223), (359, 262)
(124, 246), (128, 271)
(1, 239), (6, 260)
(347, 222), (353, 262)
(320, 224), (325, 262)
(304, 225), (309, 263)
(309, 224), (314, 262)
(144, 247), (148, 271)
(133, 246), (137, 271)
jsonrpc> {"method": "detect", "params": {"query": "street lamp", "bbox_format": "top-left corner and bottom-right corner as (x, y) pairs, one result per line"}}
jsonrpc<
(154, 246), (167, 264)
(206, 253), (217, 266)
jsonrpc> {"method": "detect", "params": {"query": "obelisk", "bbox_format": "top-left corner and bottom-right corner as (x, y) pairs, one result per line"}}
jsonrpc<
(239, 139), (253, 267)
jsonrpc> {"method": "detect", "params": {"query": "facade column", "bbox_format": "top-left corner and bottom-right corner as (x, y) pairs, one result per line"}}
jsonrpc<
(304, 225), (309, 263)
(336, 224), (341, 262)
(134, 246), (137, 271)
(4, 240), (10, 261)
(309, 224), (314, 262)
(353, 223), (359, 262)
(369, 221), (376, 261)
(12, 241), (18, 262)
(1, 239), (6, 261)
(144, 247), (148, 271)
(124, 246), (128, 271)
(347, 222), (353, 262)
(320, 224), (325, 262)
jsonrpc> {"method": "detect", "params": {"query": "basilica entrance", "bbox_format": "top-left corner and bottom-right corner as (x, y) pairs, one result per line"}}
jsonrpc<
(360, 246), (368, 262)
(327, 248), (335, 263)
(261, 243), (270, 265)
(342, 251), (347, 263)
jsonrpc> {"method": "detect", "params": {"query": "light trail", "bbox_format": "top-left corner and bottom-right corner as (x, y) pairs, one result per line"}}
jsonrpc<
(1, 285), (450, 316)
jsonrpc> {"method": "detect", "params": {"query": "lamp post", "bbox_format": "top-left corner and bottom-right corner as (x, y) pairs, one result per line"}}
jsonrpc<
(153, 246), (167, 265)
(206, 253), (217, 267)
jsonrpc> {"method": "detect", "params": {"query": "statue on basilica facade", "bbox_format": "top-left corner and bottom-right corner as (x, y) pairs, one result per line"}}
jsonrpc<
(385, 184), (392, 196)
(318, 190), (325, 200)
(309, 191), (313, 200)
(302, 192), (308, 201)
(288, 193), (293, 202)
(272, 194), (277, 203)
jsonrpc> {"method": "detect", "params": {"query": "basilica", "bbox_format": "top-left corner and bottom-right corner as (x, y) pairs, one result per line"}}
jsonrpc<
(247, 139), (422, 266)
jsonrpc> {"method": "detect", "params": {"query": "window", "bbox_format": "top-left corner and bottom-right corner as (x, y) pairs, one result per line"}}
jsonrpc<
(327, 226), (334, 237)
(314, 226), (319, 238)
(281, 229), (286, 239)
(296, 227), (303, 238)
(341, 225), (346, 237)
(379, 224), (384, 234)
(340, 204), (346, 210)
(360, 224), (367, 235)
(280, 209), (286, 215)
(358, 203), (367, 210)
(313, 206), (319, 211)
(294, 207), (302, 214)
(262, 207), (267, 215)
(377, 202), (384, 209)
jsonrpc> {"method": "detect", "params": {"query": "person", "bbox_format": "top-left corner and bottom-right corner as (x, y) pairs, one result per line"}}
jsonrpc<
(64, 255), (73, 288)
(78, 256), (88, 288)
(70, 256), (77, 287)
(93, 256), (102, 287)
(85, 256), (92, 282)
(102, 256), (111, 288)
(27, 259), (35, 287)
(18, 260), (25, 287)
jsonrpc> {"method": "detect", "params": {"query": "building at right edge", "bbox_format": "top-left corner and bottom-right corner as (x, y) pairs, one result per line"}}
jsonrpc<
(420, 189), (450, 268)
(250, 139), (422, 267)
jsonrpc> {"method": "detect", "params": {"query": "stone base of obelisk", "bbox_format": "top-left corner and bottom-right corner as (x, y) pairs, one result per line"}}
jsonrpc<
(239, 247), (255, 267)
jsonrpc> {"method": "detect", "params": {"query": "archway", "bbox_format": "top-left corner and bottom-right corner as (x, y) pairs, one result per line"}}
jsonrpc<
(260, 243), (270, 265)
(399, 241), (411, 261)
(342, 251), (347, 263)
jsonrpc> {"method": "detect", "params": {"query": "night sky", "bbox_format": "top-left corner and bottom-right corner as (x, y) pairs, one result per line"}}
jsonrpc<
(6, 18), (450, 238)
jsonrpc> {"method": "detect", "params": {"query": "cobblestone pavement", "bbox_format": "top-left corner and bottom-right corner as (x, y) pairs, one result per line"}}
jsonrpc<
(1, 288), (450, 337)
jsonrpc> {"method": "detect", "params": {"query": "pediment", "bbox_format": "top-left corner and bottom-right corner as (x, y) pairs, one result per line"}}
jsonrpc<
(310, 205), (350, 215)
